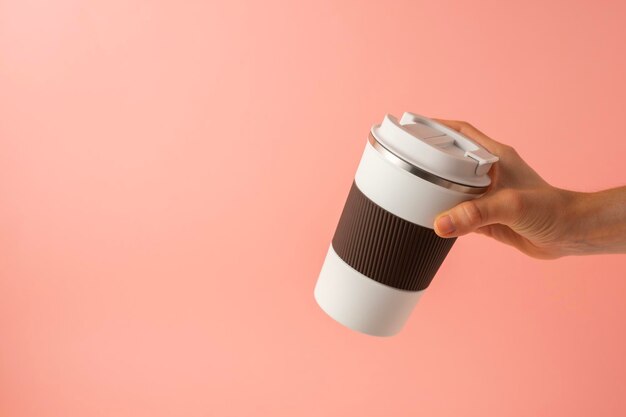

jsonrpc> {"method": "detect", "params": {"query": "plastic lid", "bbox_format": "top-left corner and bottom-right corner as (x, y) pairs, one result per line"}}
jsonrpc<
(371, 112), (498, 188)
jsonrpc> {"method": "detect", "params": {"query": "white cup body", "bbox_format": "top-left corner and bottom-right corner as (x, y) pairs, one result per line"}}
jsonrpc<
(314, 138), (483, 337)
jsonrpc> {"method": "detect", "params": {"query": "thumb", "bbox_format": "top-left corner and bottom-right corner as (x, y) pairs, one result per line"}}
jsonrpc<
(433, 190), (522, 238)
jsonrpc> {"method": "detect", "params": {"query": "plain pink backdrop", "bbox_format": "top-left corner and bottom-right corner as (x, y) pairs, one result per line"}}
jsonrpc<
(1, 0), (625, 416)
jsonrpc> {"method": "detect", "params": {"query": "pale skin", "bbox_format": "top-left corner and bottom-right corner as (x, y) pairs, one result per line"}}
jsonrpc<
(432, 119), (626, 259)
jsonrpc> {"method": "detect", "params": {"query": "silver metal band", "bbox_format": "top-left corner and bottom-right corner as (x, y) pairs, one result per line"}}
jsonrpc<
(368, 133), (488, 195)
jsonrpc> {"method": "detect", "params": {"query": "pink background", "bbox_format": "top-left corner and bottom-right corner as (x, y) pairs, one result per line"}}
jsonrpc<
(1, 0), (625, 416)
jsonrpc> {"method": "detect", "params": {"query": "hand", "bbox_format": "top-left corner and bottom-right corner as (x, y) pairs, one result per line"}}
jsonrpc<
(431, 119), (626, 259)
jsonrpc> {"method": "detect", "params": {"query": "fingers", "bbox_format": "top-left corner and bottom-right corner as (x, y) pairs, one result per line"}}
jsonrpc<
(431, 118), (504, 154)
(433, 190), (523, 238)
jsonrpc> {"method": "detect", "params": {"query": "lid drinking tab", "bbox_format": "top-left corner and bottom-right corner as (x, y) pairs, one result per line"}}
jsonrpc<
(370, 112), (499, 188)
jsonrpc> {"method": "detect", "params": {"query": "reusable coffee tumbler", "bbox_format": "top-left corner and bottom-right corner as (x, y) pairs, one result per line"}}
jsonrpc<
(314, 112), (499, 337)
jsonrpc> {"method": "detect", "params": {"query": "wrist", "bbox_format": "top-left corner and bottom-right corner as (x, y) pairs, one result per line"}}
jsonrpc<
(562, 189), (595, 255)
(561, 187), (626, 255)
(550, 188), (589, 256)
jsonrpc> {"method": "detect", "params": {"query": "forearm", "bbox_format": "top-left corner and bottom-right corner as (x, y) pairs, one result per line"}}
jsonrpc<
(565, 186), (626, 255)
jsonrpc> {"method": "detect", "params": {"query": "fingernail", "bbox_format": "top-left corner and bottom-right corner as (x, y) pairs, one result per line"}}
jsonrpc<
(435, 215), (456, 236)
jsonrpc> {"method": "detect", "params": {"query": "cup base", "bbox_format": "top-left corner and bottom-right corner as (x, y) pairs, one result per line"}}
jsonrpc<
(314, 244), (424, 337)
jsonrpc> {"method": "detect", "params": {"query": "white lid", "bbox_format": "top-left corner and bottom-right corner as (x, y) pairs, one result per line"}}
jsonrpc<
(371, 112), (498, 188)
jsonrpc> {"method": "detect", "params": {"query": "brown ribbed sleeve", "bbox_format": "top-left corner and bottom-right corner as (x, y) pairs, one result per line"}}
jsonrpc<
(332, 181), (456, 291)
